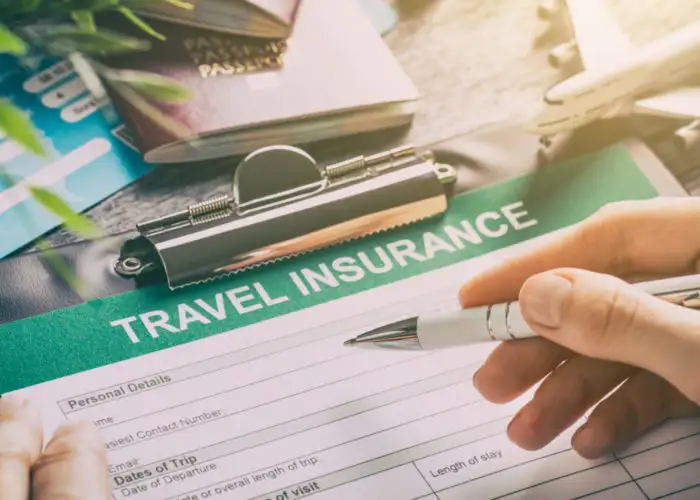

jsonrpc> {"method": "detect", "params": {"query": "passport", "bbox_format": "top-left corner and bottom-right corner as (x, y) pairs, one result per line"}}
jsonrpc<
(98, 0), (418, 164)
(135, 0), (301, 39)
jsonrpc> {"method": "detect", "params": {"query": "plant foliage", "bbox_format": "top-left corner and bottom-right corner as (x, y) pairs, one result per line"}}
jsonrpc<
(0, 0), (193, 294)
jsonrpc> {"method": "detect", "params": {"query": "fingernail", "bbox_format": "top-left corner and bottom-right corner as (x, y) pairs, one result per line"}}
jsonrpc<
(520, 273), (572, 328)
(472, 367), (482, 385)
(506, 406), (527, 435)
(573, 426), (608, 458)
(506, 413), (519, 436)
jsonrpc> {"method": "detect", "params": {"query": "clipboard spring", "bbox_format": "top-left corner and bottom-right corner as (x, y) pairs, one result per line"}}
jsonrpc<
(115, 143), (457, 289)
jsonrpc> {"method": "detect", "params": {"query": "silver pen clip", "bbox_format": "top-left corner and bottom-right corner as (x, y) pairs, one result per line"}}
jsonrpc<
(115, 144), (457, 289)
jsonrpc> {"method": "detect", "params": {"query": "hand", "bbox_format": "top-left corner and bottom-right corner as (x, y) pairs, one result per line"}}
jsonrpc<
(0, 395), (110, 499)
(458, 197), (700, 459)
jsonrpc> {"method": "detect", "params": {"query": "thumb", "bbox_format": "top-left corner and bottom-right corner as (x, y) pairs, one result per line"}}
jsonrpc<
(518, 269), (700, 405)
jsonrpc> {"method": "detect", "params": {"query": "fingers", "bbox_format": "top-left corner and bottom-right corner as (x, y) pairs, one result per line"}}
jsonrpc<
(459, 197), (700, 307)
(0, 395), (43, 500)
(32, 421), (110, 500)
(473, 338), (571, 403)
(0, 399), (111, 500)
(506, 357), (635, 451)
(517, 268), (700, 405)
(572, 371), (700, 459)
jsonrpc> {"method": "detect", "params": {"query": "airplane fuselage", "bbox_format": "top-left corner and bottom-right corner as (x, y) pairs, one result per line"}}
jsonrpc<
(528, 19), (700, 135)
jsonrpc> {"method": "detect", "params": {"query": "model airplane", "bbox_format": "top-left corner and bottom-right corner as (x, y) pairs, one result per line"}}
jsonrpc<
(527, 0), (700, 152)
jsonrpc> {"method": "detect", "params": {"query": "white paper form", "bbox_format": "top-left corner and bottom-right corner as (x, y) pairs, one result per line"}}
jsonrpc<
(10, 240), (700, 500)
(2, 142), (699, 500)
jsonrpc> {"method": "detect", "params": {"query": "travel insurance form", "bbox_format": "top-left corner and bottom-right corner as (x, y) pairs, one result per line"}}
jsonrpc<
(2, 144), (700, 500)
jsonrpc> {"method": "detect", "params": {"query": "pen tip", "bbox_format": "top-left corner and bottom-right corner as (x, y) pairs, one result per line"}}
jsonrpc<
(343, 338), (357, 346)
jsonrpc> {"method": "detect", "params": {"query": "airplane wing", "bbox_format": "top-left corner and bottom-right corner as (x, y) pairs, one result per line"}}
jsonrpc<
(563, 0), (634, 68)
(634, 87), (700, 119)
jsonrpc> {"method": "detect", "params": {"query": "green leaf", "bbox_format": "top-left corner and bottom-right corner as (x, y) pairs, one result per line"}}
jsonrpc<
(28, 185), (103, 239)
(0, 169), (92, 299)
(71, 10), (96, 31)
(122, 0), (193, 10)
(18, 0), (41, 11)
(79, 0), (120, 9)
(34, 239), (91, 298)
(0, 99), (45, 156)
(117, 6), (165, 41)
(105, 68), (191, 102)
(0, 23), (27, 55)
(109, 79), (193, 142)
(43, 0), (119, 12)
(0, 0), (41, 16)
(38, 25), (151, 54)
(69, 52), (108, 100)
(165, 0), (194, 9)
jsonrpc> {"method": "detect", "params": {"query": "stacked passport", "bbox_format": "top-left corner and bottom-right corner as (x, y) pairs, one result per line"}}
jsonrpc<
(134, 0), (303, 39)
(99, 0), (418, 164)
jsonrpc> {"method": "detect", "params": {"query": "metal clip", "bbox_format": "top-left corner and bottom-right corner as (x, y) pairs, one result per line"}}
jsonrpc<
(115, 144), (457, 289)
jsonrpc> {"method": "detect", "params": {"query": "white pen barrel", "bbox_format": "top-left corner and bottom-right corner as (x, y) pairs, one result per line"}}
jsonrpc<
(410, 275), (700, 350)
(489, 302), (534, 340)
(417, 307), (490, 349)
(415, 303), (536, 349)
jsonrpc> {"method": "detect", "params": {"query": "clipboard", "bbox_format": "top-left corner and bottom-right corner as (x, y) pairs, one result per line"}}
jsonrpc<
(0, 125), (697, 500)
(0, 124), (686, 326)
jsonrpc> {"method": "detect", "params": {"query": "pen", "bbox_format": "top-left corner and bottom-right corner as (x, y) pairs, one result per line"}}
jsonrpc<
(343, 274), (700, 350)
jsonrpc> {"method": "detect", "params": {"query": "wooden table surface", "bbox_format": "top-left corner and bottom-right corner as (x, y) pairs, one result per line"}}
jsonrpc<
(37, 0), (700, 249)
